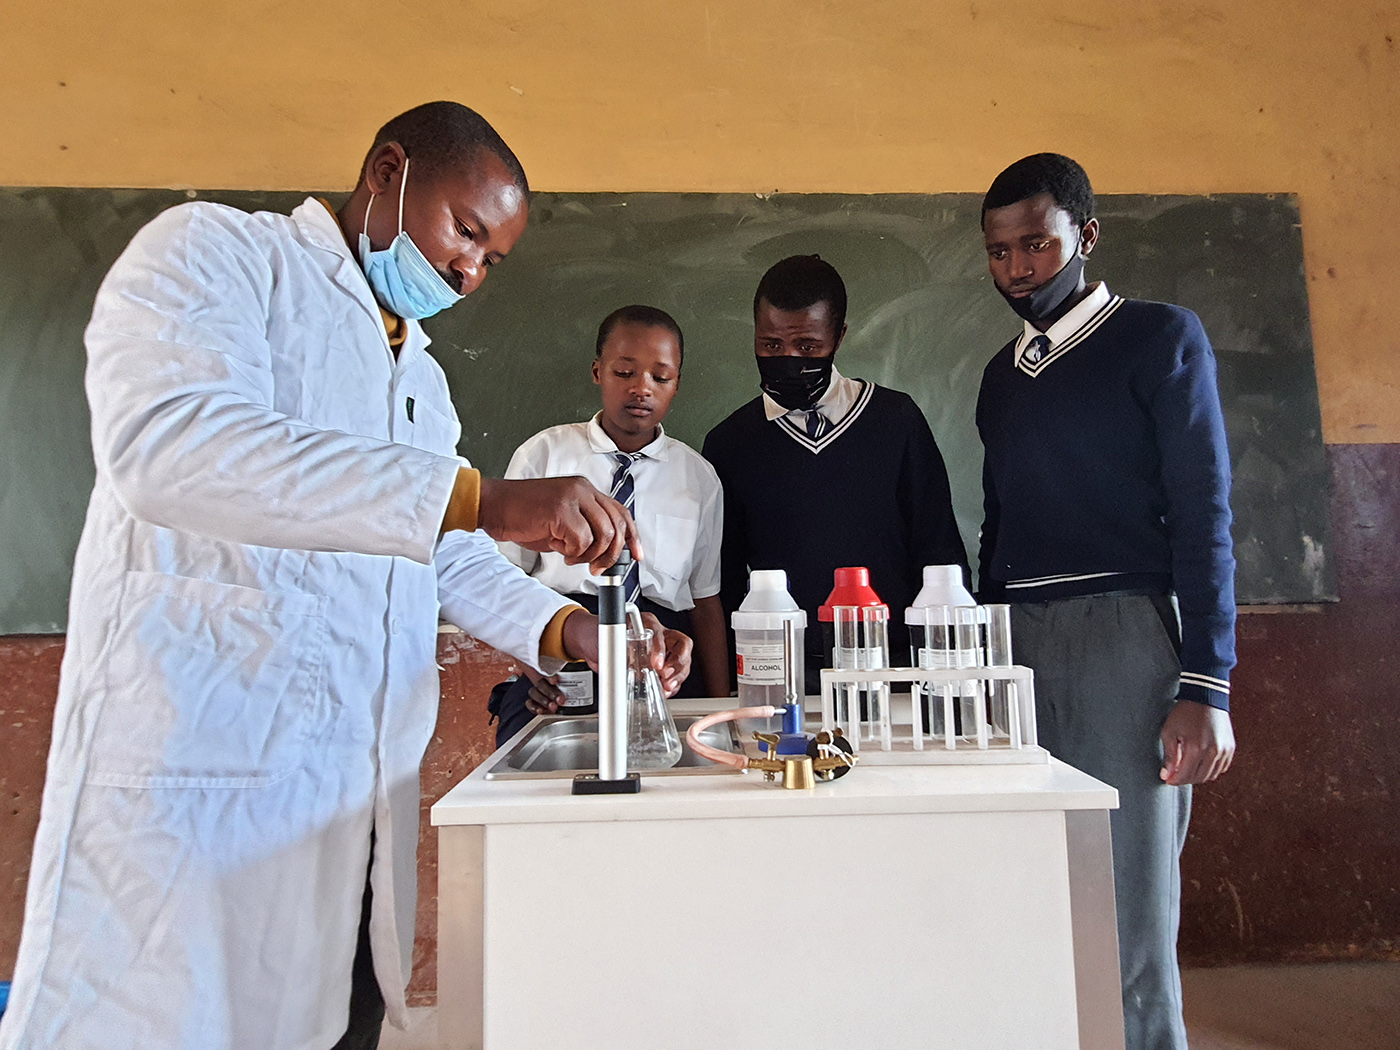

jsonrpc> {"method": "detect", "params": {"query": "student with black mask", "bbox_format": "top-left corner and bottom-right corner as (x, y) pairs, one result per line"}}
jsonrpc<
(703, 254), (968, 688)
(977, 153), (1237, 1050)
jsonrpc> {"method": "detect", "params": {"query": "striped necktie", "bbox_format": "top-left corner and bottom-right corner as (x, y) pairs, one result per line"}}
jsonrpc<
(1023, 334), (1051, 365)
(609, 452), (642, 603)
(805, 410), (830, 439)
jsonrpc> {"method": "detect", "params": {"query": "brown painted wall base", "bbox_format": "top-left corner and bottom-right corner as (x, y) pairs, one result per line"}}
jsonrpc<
(1180, 443), (1400, 966)
(410, 634), (518, 1005)
(2, 443), (1396, 995)
(1180, 597), (1400, 965)
(0, 636), (63, 982)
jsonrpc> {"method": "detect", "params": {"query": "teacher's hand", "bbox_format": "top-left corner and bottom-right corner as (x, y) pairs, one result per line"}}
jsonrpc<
(478, 475), (643, 574)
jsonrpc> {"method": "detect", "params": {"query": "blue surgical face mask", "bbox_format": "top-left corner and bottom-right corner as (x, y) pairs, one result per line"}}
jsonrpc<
(357, 158), (464, 320)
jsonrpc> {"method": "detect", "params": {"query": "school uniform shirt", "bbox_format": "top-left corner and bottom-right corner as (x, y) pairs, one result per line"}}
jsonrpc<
(976, 281), (1237, 709)
(0, 198), (573, 1050)
(499, 414), (724, 612)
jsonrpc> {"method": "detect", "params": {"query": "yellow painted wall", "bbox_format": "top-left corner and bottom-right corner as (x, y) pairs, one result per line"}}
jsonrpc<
(2, 0), (1396, 441)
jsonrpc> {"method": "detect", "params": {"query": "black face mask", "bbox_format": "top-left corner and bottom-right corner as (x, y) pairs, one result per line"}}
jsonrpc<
(999, 253), (1087, 325)
(756, 355), (834, 411)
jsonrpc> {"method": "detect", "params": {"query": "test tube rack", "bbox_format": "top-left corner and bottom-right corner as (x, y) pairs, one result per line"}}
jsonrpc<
(818, 665), (1047, 765)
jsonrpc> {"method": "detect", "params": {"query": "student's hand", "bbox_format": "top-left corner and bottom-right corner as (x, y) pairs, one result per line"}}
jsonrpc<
(1160, 701), (1236, 785)
(523, 670), (568, 716)
(653, 622), (694, 698)
(561, 611), (693, 698)
(478, 476), (643, 574)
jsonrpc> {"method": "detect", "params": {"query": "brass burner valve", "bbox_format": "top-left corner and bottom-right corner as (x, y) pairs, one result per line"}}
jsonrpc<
(749, 728), (857, 789)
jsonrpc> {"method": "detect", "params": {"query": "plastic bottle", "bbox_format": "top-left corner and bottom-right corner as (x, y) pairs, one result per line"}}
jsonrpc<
(905, 565), (976, 739)
(908, 564), (975, 613)
(732, 570), (807, 733)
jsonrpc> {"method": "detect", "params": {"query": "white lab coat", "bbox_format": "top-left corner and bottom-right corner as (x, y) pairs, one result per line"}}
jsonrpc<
(0, 199), (572, 1050)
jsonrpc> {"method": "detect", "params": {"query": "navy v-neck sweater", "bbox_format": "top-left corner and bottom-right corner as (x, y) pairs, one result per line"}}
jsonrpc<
(703, 383), (969, 675)
(976, 297), (1236, 709)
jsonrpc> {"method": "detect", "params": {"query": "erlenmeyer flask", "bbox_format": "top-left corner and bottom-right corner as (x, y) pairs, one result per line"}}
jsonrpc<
(626, 629), (683, 770)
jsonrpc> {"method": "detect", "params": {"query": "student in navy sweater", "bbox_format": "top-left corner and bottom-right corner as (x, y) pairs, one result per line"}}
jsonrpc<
(976, 153), (1237, 1050)
(703, 255), (968, 687)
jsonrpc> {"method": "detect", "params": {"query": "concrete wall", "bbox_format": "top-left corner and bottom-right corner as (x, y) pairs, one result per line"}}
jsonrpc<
(2, 0), (1397, 998)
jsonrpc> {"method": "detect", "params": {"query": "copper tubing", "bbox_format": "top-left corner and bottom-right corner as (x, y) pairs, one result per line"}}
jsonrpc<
(684, 705), (782, 769)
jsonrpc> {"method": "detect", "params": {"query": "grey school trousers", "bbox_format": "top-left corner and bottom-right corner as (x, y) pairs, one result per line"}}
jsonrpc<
(1011, 593), (1191, 1050)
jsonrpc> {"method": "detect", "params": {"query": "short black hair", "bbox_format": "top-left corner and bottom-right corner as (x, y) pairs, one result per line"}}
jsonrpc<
(364, 101), (529, 194)
(753, 255), (847, 334)
(981, 153), (1094, 231)
(595, 305), (685, 367)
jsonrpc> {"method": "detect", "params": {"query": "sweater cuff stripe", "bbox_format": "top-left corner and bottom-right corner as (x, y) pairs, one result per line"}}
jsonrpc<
(1180, 671), (1231, 694)
(1178, 681), (1231, 711)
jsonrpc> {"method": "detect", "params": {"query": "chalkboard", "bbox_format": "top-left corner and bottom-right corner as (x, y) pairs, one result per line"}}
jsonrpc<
(0, 188), (1333, 633)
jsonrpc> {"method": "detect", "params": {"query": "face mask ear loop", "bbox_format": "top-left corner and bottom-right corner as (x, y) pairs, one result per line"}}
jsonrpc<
(396, 157), (410, 237)
(362, 191), (375, 250)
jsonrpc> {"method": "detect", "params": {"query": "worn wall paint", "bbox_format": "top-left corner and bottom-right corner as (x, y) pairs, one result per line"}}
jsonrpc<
(1180, 443), (1400, 965)
(0, 0), (1395, 441)
(0, 638), (63, 978)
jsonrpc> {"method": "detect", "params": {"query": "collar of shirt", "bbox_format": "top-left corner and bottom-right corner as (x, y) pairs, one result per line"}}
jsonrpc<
(295, 195), (353, 258)
(310, 197), (406, 348)
(762, 362), (862, 424)
(1013, 281), (1111, 366)
(585, 412), (671, 462)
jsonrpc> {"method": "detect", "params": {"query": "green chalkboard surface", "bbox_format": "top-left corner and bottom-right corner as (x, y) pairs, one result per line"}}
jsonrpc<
(0, 188), (1332, 633)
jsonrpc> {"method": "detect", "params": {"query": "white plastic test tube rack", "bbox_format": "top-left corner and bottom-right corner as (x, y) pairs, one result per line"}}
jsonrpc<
(817, 664), (1041, 762)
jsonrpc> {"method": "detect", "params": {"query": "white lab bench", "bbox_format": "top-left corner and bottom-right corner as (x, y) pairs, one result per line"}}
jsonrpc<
(431, 700), (1124, 1050)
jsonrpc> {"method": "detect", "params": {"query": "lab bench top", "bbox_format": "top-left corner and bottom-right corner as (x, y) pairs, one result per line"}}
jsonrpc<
(430, 698), (1119, 828)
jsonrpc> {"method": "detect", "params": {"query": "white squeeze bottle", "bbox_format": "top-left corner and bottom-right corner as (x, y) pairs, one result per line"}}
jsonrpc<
(905, 565), (976, 739)
(732, 569), (807, 733)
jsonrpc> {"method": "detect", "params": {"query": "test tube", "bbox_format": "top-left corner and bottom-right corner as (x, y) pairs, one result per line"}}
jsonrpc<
(955, 606), (988, 749)
(831, 605), (861, 751)
(861, 605), (892, 751)
(911, 605), (953, 742)
(942, 681), (957, 750)
(922, 604), (960, 750)
(909, 680), (925, 750)
(1021, 674), (1039, 748)
(984, 604), (1014, 747)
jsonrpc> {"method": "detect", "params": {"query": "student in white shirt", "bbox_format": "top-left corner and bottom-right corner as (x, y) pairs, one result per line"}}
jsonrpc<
(492, 305), (728, 743)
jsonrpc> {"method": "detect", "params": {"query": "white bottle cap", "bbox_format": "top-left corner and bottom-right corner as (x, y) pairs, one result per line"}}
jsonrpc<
(732, 569), (808, 631)
(905, 564), (975, 625)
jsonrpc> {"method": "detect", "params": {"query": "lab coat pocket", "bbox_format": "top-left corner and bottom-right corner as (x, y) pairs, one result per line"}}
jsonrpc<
(410, 400), (462, 457)
(86, 571), (329, 789)
(644, 511), (699, 582)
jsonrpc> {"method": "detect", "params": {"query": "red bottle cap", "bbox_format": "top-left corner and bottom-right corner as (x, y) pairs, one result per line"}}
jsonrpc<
(818, 567), (887, 621)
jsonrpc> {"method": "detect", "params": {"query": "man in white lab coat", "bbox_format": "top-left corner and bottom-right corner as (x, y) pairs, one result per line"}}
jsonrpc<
(0, 102), (690, 1050)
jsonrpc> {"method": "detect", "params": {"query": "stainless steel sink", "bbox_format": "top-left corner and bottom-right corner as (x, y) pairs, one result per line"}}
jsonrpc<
(483, 715), (744, 779)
